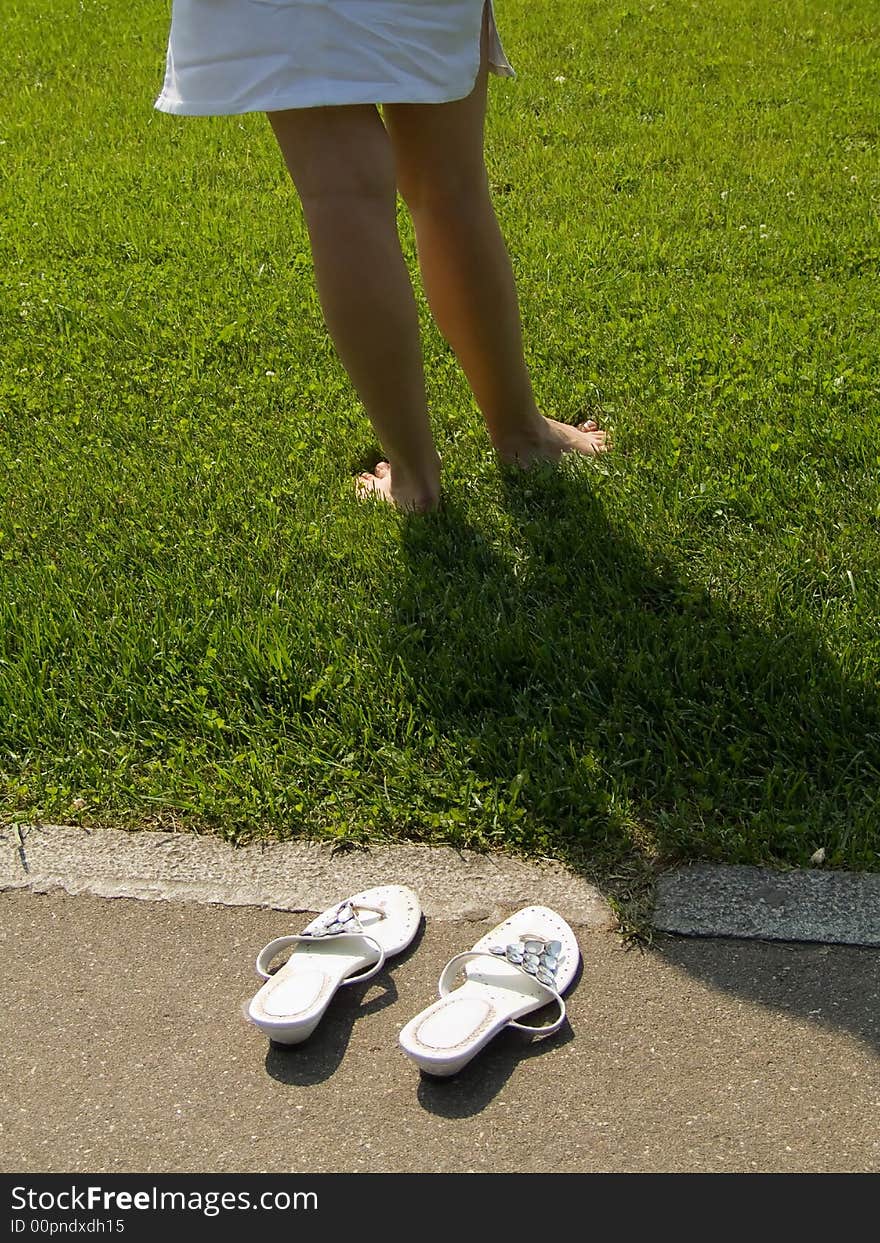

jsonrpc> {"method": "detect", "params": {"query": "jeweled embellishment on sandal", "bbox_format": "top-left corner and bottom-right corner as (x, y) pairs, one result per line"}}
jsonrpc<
(489, 936), (562, 987)
(305, 901), (361, 938)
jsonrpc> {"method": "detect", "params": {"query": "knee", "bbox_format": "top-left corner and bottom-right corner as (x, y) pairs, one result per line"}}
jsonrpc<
(296, 160), (398, 215)
(396, 162), (490, 215)
(272, 109), (398, 210)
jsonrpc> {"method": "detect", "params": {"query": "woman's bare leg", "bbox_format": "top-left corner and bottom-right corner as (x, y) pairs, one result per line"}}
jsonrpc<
(382, 2), (609, 466)
(268, 104), (440, 510)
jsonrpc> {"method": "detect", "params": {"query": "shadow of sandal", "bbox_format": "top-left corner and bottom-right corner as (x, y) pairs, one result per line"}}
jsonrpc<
(263, 969), (401, 1087)
(416, 1014), (576, 1118)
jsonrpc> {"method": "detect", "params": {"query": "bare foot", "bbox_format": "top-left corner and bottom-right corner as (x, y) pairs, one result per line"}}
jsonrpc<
(355, 460), (440, 513)
(493, 417), (611, 469)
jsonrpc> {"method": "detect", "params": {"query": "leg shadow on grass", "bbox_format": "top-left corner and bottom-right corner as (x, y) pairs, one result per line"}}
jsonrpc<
(379, 458), (879, 1073)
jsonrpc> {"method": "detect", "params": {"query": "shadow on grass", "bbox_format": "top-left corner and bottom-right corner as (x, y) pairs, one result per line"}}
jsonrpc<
(379, 459), (879, 1074)
(392, 464), (879, 885)
(387, 460), (878, 896)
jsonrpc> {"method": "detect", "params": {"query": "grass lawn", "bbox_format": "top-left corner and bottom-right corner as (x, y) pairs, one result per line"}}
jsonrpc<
(2, 0), (879, 920)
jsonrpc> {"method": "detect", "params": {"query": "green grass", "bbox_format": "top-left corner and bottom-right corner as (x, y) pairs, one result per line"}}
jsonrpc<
(2, 0), (879, 916)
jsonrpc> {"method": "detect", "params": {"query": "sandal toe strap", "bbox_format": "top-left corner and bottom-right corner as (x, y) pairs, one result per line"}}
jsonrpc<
(255, 931), (386, 984)
(255, 899), (389, 982)
(437, 948), (567, 1039)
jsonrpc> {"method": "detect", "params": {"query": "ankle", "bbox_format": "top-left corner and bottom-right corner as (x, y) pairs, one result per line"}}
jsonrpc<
(487, 410), (547, 448)
(388, 451), (441, 501)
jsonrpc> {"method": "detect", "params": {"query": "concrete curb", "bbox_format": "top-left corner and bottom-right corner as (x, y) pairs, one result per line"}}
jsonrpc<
(0, 822), (618, 931)
(6, 824), (878, 947)
(653, 863), (880, 947)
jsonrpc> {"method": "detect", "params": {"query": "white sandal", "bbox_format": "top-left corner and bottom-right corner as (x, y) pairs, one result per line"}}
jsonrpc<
(248, 885), (421, 1045)
(398, 905), (579, 1077)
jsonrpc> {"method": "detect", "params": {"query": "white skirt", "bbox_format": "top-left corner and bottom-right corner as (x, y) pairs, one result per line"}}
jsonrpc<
(154, 0), (516, 116)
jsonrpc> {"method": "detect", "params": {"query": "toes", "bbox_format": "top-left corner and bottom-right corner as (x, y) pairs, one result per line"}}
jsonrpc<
(356, 461), (389, 485)
(355, 471), (376, 498)
(574, 419), (612, 454)
(355, 467), (397, 504)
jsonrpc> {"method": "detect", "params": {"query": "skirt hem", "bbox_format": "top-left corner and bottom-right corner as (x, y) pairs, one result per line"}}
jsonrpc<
(155, 60), (514, 116)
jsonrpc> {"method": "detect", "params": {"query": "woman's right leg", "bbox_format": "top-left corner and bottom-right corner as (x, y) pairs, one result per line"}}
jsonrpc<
(268, 102), (441, 512)
(382, 2), (609, 466)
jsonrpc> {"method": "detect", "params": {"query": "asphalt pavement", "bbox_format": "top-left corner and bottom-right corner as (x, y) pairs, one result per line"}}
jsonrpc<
(1, 825), (878, 1174)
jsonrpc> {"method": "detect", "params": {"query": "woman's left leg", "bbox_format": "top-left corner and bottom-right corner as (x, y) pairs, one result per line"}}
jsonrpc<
(268, 103), (440, 511)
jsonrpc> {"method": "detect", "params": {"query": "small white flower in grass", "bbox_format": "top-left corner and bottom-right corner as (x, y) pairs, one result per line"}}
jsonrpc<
(786, 190), (796, 198)
(554, 74), (566, 83)
(265, 370), (276, 378)
(832, 375), (845, 390)
(720, 189), (729, 200)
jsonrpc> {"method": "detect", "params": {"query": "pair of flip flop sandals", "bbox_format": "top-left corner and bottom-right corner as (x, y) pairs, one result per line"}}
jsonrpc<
(247, 885), (579, 1077)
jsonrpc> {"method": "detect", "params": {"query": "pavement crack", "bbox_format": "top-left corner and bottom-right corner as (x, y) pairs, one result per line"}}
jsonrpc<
(12, 825), (30, 875)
